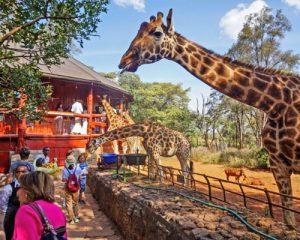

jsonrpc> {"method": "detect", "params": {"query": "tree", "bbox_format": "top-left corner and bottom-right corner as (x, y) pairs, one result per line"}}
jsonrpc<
(0, 0), (109, 120)
(227, 7), (300, 147)
(116, 72), (194, 134)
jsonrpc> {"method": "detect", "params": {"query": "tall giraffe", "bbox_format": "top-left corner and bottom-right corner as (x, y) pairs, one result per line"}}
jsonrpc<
(119, 9), (300, 228)
(87, 122), (191, 183)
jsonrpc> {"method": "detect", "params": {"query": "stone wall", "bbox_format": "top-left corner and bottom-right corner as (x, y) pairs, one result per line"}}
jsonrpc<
(87, 167), (299, 240)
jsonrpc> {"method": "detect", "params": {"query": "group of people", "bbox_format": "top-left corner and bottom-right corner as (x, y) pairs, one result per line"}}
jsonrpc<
(55, 98), (88, 135)
(0, 146), (89, 239)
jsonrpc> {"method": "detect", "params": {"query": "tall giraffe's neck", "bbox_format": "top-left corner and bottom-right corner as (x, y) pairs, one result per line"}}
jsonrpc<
(167, 33), (282, 113)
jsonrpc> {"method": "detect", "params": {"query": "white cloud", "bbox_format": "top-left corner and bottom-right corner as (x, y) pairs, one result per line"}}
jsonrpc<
(283, 0), (300, 10)
(219, 0), (268, 40)
(113, 0), (145, 12)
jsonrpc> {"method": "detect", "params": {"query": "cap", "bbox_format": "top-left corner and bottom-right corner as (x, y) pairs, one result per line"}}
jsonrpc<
(65, 155), (76, 167)
(35, 157), (45, 167)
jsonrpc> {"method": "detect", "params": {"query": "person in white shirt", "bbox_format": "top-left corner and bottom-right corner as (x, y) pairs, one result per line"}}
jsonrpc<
(71, 98), (83, 134)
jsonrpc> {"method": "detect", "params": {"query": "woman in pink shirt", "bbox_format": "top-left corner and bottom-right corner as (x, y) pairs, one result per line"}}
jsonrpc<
(13, 171), (67, 240)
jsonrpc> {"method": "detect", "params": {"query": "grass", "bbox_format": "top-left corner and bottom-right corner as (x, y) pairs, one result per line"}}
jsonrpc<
(191, 147), (264, 169)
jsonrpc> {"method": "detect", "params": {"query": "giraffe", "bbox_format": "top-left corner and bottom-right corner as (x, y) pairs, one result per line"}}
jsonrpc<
(87, 122), (191, 184)
(118, 9), (300, 228)
(123, 110), (145, 153)
(101, 95), (135, 154)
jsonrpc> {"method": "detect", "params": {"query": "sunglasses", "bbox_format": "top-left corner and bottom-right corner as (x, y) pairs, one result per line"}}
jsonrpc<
(16, 170), (28, 174)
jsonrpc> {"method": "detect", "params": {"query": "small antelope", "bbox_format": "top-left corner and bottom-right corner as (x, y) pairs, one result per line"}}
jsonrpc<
(224, 168), (246, 182)
(243, 177), (264, 186)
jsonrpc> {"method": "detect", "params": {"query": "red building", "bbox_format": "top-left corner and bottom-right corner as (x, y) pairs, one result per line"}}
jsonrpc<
(0, 57), (132, 171)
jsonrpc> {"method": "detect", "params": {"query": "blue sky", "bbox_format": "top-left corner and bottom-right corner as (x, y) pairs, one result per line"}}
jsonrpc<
(76, 0), (300, 110)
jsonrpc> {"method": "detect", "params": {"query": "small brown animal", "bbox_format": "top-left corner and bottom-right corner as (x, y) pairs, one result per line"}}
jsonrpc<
(243, 177), (264, 186)
(224, 168), (246, 182)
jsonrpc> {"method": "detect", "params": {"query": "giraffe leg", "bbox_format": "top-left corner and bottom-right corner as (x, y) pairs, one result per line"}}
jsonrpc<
(270, 160), (295, 228)
(112, 140), (119, 154)
(176, 152), (190, 186)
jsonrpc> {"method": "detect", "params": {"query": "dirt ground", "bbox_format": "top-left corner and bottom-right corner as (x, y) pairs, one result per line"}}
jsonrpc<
(160, 158), (300, 222)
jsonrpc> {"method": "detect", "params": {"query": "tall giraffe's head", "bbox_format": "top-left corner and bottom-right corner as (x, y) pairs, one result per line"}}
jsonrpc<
(119, 9), (175, 73)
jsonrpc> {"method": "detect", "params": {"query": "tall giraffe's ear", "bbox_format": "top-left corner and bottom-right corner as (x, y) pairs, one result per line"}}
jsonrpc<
(156, 12), (164, 25)
(150, 16), (156, 23)
(166, 8), (174, 34)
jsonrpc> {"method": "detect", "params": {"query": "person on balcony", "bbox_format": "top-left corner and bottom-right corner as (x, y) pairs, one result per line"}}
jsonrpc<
(71, 98), (83, 135)
(55, 102), (64, 135)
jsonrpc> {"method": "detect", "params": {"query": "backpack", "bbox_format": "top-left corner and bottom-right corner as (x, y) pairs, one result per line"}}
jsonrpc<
(66, 166), (80, 192)
(29, 202), (66, 240)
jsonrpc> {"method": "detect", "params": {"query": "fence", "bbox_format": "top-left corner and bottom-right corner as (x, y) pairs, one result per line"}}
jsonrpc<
(130, 162), (300, 222)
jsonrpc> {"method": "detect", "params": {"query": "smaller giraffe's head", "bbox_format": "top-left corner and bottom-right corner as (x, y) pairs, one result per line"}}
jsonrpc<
(86, 138), (106, 154)
(119, 9), (175, 73)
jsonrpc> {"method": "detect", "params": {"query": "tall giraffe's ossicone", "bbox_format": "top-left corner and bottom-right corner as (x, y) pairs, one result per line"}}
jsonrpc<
(87, 122), (191, 184)
(119, 9), (300, 228)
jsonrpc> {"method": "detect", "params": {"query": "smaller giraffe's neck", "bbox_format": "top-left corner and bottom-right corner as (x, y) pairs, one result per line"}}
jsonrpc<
(166, 33), (283, 113)
(102, 99), (117, 121)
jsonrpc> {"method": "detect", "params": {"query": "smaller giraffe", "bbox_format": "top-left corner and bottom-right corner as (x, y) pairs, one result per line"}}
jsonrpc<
(87, 122), (191, 184)
(101, 95), (132, 154)
(122, 110), (145, 153)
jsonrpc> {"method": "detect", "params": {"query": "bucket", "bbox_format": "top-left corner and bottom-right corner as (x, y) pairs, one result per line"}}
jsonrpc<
(100, 153), (118, 165)
(0, 151), (10, 173)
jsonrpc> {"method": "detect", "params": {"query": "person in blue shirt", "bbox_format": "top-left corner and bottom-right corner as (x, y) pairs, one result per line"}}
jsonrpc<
(6, 147), (35, 184)
(77, 153), (88, 204)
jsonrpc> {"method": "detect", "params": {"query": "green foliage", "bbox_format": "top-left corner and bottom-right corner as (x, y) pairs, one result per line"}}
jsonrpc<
(255, 148), (270, 169)
(117, 72), (195, 134)
(0, 0), (109, 120)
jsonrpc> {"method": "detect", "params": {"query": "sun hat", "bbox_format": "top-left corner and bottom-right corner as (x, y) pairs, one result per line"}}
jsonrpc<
(65, 155), (76, 168)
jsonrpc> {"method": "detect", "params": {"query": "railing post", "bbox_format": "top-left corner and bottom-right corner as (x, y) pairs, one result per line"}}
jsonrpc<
(239, 184), (247, 207)
(218, 179), (226, 202)
(264, 188), (274, 218)
(203, 174), (212, 201)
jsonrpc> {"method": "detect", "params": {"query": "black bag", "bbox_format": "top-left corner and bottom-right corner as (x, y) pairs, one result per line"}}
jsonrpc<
(29, 202), (67, 240)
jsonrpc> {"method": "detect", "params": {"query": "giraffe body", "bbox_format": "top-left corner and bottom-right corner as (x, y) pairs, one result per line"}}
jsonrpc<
(87, 123), (191, 183)
(118, 9), (300, 228)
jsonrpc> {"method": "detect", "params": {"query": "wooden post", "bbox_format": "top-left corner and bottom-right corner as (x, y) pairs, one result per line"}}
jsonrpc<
(87, 85), (93, 135)
(17, 91), (27, 152)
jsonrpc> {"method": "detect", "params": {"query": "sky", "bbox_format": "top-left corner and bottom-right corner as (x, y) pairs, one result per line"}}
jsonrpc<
(75, 0), (300, 110)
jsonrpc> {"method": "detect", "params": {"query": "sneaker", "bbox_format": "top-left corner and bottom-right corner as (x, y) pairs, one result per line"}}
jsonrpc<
(68, 219), (75, 225)
(74, 217), (80, 223)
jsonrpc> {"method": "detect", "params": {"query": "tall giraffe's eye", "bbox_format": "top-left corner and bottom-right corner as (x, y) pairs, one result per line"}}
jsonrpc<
(150, 29), (163, 38)
(153, 31), (162, 38)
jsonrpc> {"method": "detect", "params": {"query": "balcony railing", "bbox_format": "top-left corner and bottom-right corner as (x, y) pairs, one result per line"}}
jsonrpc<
(0, 109), (107, 135)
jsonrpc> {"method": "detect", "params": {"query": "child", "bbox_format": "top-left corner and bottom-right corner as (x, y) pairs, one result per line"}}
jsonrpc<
(77, 153), (88, 204)
(62, 155), (82, 224)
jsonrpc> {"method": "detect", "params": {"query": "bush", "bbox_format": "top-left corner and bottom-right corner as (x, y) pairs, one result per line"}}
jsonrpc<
(255, 148), (270, 169)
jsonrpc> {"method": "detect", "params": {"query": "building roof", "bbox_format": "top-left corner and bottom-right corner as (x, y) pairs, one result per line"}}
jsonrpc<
(39, 57), (131, 96)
